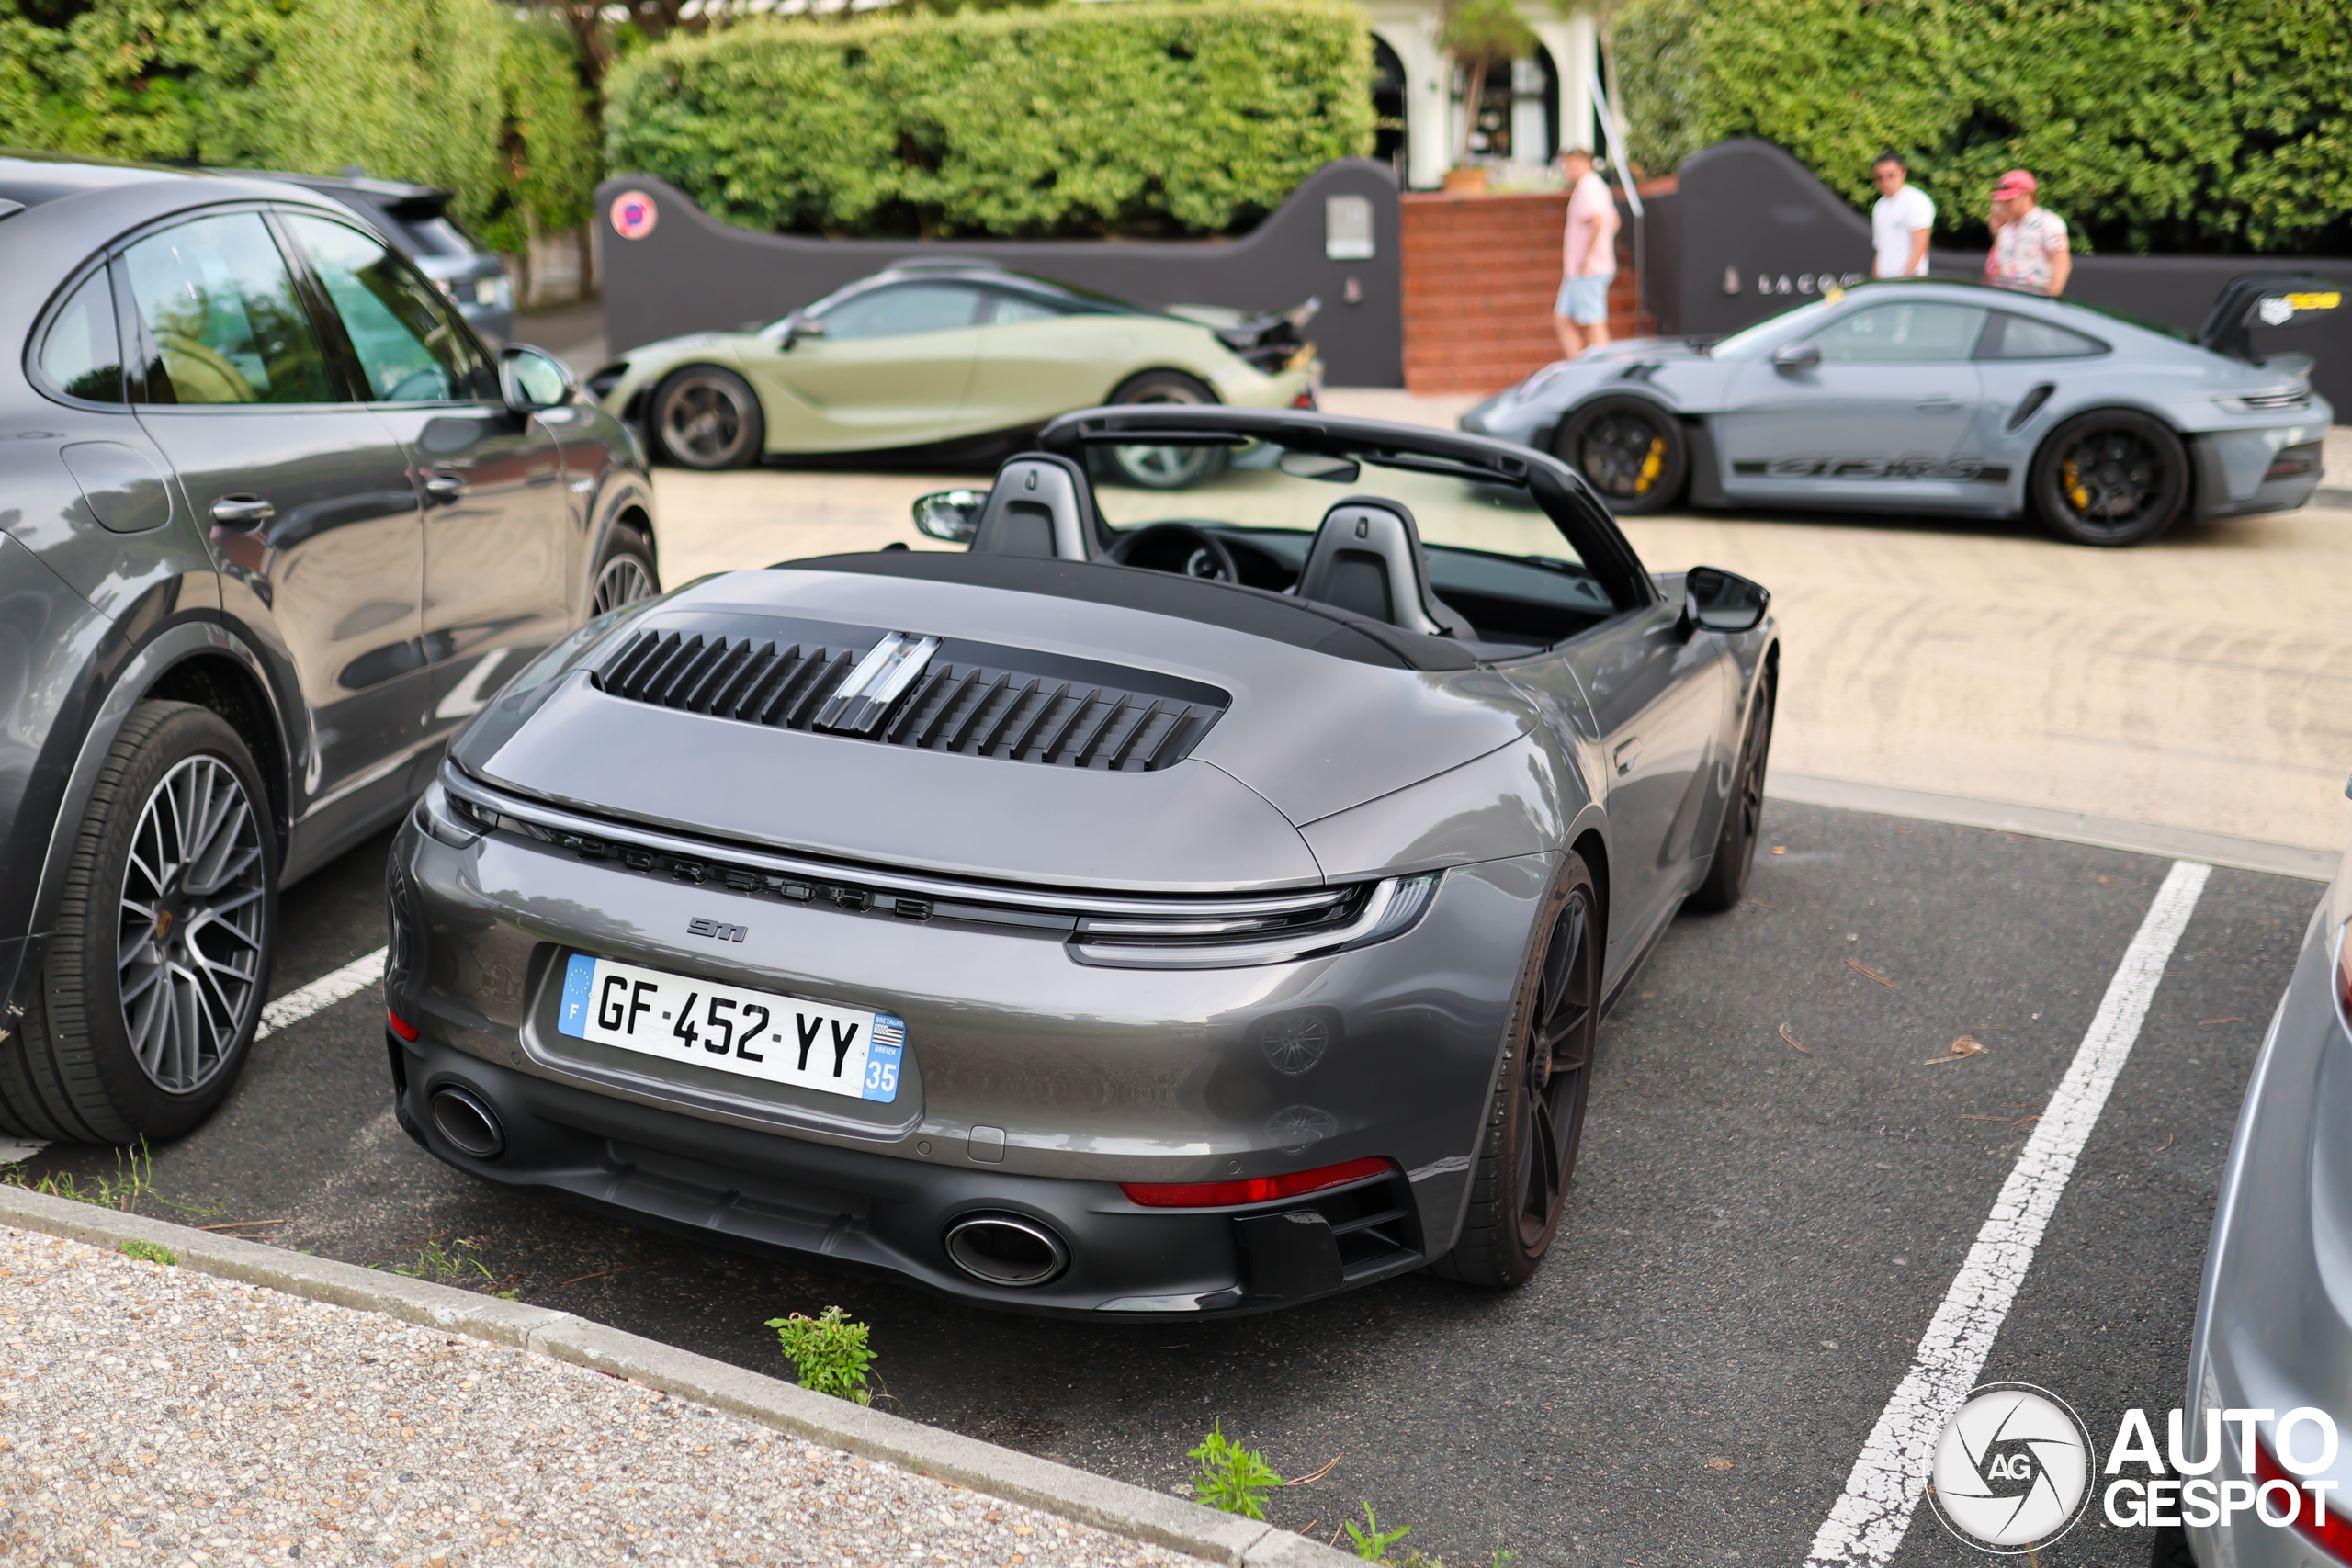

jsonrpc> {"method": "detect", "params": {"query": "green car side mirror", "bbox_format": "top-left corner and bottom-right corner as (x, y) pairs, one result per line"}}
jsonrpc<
(781, 316), (827, 351)
(913, 489), (988, 543)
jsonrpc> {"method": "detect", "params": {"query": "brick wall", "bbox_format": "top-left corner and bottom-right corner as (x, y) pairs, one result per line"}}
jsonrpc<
(1399, 189), (1645, 396)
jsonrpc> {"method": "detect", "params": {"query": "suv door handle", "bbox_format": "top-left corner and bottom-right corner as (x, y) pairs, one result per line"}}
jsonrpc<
(209, 494), (275, 530)
(420, 472), (468, 503)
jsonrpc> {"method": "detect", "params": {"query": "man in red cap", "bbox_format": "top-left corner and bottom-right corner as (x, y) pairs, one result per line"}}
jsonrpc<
(1985, 169), (2070, 296)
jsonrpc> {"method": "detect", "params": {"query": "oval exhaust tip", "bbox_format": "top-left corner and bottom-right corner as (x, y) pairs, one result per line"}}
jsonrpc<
(429, 1085), (504, 1159)
(944, 1213), (1069, 1287)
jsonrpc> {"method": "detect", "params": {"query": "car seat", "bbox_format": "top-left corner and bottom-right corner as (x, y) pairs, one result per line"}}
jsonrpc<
(966, 454), (1107, 562)
(1294, 499), (1474, 638)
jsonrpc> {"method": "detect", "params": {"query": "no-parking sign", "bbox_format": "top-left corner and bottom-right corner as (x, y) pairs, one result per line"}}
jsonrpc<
(609, 191), (658, 241)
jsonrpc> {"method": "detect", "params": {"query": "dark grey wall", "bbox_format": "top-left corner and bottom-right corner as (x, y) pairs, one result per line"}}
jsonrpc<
(1657, 138), (2352, 410)
(594, 161), (1404, 388)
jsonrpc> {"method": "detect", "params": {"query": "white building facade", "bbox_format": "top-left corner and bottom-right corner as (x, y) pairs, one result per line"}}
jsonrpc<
(1360, 0), (1600, 188)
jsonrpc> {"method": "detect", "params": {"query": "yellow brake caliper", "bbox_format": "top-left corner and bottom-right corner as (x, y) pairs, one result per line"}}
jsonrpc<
(2063, 458), (2090, 513)
(1634, 436), (1665, 494)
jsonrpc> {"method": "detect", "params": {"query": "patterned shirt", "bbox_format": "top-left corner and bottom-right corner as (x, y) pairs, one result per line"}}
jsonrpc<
(1989, 207), (2069, 294)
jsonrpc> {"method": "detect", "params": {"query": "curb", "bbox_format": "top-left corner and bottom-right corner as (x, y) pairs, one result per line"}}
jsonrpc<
(2313, 486), (2352, 510)
(1768, 771), (2337, 882)
(0, 1185), (1354, 1568)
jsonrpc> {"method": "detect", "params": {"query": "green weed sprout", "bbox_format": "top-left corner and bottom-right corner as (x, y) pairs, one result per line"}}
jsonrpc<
(1187, 1423), (1283, 1520)
(1344, 1502), (1412, 1562)
(119, 1240), (176, 1266)
(767, 1306), (875, 1405)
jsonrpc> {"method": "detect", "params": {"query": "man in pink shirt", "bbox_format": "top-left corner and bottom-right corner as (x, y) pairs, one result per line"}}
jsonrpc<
(1554, 148), (1620, 358)
(1984, 169), (2071, 297)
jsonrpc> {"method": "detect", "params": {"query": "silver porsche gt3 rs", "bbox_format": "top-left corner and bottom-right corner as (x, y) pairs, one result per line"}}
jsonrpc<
(383, 406), (1778, 1318)
(1462, 276), (2337, 547)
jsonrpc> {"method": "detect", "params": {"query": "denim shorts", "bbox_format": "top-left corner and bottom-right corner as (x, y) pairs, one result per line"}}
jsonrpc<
(1555, 275), (1611, 324)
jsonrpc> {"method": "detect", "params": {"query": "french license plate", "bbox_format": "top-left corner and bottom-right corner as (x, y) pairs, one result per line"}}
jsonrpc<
(557, 953), (903, 1102)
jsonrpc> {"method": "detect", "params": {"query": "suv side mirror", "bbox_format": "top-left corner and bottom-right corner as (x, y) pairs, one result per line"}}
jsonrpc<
(1680, 565), (1770, 634)
(501, 344), (573, 411)
(1772, 340), (1821, 373)
(913, 489), (988, 543)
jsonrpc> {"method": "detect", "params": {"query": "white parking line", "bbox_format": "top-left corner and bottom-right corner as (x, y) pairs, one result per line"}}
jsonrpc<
(255, 947), (387, 1042)
(0, 945), (389, 1168)
(1802, 858), (2211, 1566)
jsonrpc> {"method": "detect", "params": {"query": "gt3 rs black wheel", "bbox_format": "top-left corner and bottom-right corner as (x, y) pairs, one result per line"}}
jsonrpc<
(0, 702), (277, 1144)
(1435, 852), (1601, 1287)
(1554, 396), (1689, 515)
(651, 366), (763, 470)
(1102, 369), (1227, 491)
(1690, 661), (1776, 913)
(2030, 409), (2188, 547)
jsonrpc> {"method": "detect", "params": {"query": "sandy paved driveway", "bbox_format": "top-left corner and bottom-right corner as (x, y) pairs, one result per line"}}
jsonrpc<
(643, 400), (2352, 854)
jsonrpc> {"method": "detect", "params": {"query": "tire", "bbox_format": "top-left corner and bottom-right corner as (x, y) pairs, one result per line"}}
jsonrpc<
(0, 702), (277, 1144)
(1690, 661), (1776, 912)
(589, 525), (661, 617)
(2030, 408), (2189, 547)
(1434, 852), (1601, 1287)
(1102, 369), (1227, 491)
(650, 366), (763, 470)
(1554, 396), (1689, 514)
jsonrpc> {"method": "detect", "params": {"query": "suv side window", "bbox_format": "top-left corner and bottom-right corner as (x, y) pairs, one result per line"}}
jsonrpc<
(817, 284), (987, 340)
(38, 265), (126, 403)
(121, 212), (336, 405)
(281, 212), (494, 402)
(1810, 302), (1989, 365)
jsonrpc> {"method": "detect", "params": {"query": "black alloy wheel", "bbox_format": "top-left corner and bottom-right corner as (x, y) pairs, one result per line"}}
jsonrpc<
(1555, 395), (1690, 515)
(1436, 852), (1601, 1287)
(1690, 662), (1777, 912)
(651, 367), (763, 470)
(1102, 369), (1228, 491)
(2030, 409), (2189, 547)
(590, 526), (661, 616)
(0, 702), (277, 1144)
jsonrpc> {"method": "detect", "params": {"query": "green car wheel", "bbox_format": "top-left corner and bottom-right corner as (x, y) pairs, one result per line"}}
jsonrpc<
(652, 366), (763, 470)
(1103, 370), (1228, 491)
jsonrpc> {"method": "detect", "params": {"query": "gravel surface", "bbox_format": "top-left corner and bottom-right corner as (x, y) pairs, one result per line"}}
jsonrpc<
(0, 1225), (1200, 1568)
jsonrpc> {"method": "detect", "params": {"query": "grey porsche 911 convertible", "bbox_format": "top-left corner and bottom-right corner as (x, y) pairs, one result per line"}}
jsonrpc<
(383, 406), (1777, 1318)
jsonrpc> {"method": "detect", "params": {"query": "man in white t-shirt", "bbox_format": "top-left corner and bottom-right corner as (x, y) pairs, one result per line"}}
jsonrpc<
(1870, 152), (1934, 279)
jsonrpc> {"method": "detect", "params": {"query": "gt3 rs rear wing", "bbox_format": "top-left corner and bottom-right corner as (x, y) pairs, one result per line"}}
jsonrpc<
(2199, 273), (2343, 362)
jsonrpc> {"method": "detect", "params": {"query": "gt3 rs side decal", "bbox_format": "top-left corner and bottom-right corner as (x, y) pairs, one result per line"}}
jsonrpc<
(1732, 457), (2014, 481)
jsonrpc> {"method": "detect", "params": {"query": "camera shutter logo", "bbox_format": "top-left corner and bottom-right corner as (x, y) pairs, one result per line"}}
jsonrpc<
(610, 192), (659, 241)
(1927, 1383), (2096, 1553)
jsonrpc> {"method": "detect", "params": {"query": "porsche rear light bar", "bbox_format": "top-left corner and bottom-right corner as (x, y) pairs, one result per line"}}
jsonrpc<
(1122, 1156), (1396, 1209)
(2253, 1435), (2352, 1562)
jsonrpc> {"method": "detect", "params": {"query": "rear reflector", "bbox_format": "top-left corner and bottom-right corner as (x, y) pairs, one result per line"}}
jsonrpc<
(2267, 454), (2317, 479)
(2253, 1435), (2352, 1561)
(386, 1010), (419, 1043)
(1122, 1156), (1393, 1208)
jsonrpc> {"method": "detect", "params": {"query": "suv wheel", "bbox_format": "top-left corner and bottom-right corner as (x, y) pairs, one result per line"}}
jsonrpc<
(590, 526), (661, 616)
(0, 702), (277, 1143)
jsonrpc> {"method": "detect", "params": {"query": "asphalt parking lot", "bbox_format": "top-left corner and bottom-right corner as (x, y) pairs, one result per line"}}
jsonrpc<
(13, 797), (2314, 1567)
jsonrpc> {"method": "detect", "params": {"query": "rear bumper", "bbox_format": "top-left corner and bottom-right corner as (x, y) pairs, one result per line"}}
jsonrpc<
(2191, 429), (2328, 521)
(390, 1030), (1427, 1319)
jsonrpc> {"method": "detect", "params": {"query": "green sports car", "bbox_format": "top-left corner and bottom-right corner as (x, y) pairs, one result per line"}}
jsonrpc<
(587, 263), (1320, 482)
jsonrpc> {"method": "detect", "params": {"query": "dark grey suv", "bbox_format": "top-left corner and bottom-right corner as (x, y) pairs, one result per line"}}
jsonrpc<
(0, 151), (662, 1145)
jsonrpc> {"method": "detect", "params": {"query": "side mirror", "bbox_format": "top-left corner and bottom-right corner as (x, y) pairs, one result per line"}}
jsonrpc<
(1773, 341), (1821, 374)
(1680, 565), (1770, 634)
(913, 489), (988, 543)
(501, 344), (573, 411)
(781, 316), (827, 351)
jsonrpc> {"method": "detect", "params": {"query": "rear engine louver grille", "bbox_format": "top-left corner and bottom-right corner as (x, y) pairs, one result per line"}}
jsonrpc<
(595, 629), (1222, 772)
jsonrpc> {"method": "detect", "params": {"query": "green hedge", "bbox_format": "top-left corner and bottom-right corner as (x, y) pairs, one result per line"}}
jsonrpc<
(1614, 0), (2352, 255)
(605, 0), (1375, 239)
(0, 0), (598, 254)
